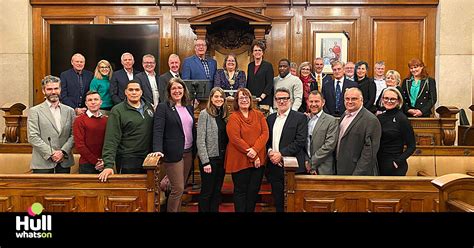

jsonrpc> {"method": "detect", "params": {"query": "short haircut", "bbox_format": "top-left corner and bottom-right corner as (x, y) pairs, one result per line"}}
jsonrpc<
(385, 70), (401, 84)
(298, 61), (312, 75)
(355, 61), (369, 71)
(375, 61), (385, 67)
(279, 58), (291, 66)
(290, 62), (298, 69)
(275, 87), (291, 97)
(251, 40), (266, 52)
(41, 75), (61, 88)
(169, 53), (180, 61)
(126, 80), (141, 89)
(344, 87), (363, 100)
(71, 53), (85, 61)
(121, 52), (134, 61)
(85, 90), (101, 100)
(233, 88), (254, 111)
(142, 54), (155, 62)
(382, 86), (404, 109)
(331, 60), (343, 68)
(308, 90), (325, 101)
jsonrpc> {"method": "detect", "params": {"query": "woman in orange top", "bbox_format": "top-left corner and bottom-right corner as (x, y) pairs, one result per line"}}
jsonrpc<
(225, 88), (269, 212)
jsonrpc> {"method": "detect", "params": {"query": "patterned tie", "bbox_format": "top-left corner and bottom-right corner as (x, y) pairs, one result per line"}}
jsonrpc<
(317, 74), (322, 92)
(335, 81), (342, 113)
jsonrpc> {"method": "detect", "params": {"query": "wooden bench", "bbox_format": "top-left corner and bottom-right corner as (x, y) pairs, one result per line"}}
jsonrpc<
(0, 156), (161, 212)
(432, 173), (474, 212)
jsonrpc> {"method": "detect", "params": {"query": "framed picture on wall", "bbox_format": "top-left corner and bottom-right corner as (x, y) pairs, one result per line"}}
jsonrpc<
(314, 32), (348, 73)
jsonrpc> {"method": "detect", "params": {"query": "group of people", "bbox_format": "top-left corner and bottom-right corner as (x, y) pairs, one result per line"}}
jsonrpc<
(27, 37), (437, 212)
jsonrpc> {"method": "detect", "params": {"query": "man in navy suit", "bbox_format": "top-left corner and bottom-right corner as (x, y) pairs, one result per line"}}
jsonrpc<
(109, 52), (140, 105)
(181, 38), (217, 91)
(60, 53), (93, 115)
(158, 54), (181, 101)
(266, 87), (308, 212)
(135, 54), (161, 109)
(322, 61), (358, 117)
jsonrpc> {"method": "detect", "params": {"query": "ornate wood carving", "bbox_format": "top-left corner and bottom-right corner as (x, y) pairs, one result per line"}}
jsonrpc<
(1, 103), (27, 143)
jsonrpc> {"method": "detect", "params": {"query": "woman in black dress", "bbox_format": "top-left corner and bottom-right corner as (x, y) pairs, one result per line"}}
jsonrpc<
(377, 87), (416, 176)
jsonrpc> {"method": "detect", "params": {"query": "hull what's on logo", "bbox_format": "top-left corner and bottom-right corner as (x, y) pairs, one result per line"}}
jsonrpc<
(15, 202), (53, 239)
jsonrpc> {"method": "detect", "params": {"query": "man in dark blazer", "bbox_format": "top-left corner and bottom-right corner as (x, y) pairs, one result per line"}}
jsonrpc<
(27, 75), (75, 173)
(60, 53), (93, 115)
(322, 61), (358, 117)
(109, 52), (140, 105)
(135, 54), (162, 108)
(181, 38), (217, 91)
(336, 88), (381, 175)
(266, 87), (307, 212)
(158, 54), (181, 102)
(306, 90), (338, 175)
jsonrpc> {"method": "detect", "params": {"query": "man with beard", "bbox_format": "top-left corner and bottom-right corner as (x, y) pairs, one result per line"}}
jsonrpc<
(305, 90), (338, 175)
(27, 75), (76, 173)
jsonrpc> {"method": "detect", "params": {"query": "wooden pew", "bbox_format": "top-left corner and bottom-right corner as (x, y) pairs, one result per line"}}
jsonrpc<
(431, 173), (474, 212)
(408, 106), (459, 146)
(284, 158), (439, 212)
(0, 156), (161, 212)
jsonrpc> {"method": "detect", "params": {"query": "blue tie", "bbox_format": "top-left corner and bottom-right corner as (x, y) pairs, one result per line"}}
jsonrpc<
(335, 81), (341, 113)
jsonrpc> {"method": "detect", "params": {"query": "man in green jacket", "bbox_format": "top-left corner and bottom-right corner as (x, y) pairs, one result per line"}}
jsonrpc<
(99, 80), (154, 182)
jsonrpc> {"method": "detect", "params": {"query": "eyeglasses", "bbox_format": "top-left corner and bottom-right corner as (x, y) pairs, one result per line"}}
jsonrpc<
(238, 96), (250, 101)
(344, 97), (360, 102)
(275, 97), (290, 102)
(99, 66), (109, 69)
(301, 68), (311, 71)
(382, 97), (398, 103)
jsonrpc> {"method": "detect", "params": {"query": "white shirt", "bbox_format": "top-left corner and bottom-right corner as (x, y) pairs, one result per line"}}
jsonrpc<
(333, 77), (345, 92)
(374, 77), (386, 104)
(146, 71), (159, 108)
(307, 110), (323, 157)
(46, 100), (61, 132)
(126, 69), (134, 80)
(170, 70), (180, 78)
(271, 108), (291, 153)
(86, 109), (103, 118)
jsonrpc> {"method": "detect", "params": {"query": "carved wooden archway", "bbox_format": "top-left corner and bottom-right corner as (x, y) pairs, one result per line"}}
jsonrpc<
(188, 6), (272, 72)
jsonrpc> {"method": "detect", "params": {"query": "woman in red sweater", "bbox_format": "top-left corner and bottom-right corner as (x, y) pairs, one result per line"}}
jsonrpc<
(225, 88), (269, 212)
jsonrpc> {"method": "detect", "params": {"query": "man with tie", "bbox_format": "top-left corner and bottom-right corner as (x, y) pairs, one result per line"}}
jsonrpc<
(27, 75), (76, 173)
(266, 87), (307, 212)
(181, 38), (217, 91)
(158, 54), (181, 101)
(305, 90), (339, 175)
(60, 53), (93, 116)
(311, 57), (329, 92)
(135, 54), (162, 109)
(109, 52), (140, 105)
(336, 88), (381, 175)
(322, 61), (358, 117)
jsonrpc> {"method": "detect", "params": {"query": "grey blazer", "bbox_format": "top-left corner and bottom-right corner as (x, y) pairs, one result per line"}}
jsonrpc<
(336, 107), (381, 175)
(309, 111), (339, 175)
(196, 109), (220, 165)
(27, 101), (75, 169)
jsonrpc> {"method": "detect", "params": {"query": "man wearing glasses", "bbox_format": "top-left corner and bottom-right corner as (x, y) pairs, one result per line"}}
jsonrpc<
(181, 38), (217, 91)
(135, 54), (161, 109)
(266, 87), (307, 212)
(273, 59), (303, 111)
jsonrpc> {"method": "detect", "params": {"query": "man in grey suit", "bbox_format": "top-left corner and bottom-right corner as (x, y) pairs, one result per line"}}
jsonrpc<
(158, 54), (181, 101)
(27, 75), (76, 173)
(336, 88), (381, 175)
(305, 90), (339, 175)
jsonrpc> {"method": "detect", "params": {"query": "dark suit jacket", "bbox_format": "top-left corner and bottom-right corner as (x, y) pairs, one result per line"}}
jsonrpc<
(336, 107), (382, 175)
(153, 102), (196, 163)
(59, 68), (93, 109)
(322, 77), (358, 116)
(357, 77), (377, 113)
(135, 71), (162, 106)
(247, 60), (275, 106)
(401, 77), (437, 117)
(158, 71), (177, 102)
(181, 55), (217, 90)
(109, 68), (139, 105)
(266, 110), (308, 173)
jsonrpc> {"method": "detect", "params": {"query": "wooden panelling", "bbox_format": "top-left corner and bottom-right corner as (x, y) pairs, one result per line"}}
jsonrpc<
(0, 196), (13, 212)
(290, 175), (439, 212)
(31, 4), (438, 105)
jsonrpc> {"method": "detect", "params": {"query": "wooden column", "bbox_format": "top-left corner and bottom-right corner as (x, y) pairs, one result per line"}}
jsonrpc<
(143, 155), (161, 212)
(436, 106), (460, 145)
(283, 156), (298, 212)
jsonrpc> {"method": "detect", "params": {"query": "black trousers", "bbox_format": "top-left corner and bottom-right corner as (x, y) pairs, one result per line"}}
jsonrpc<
(32, 163), (71, 174)
(198, 157), (225, 212)
(267, 162), (285, 212)
(231, 166), (264, 212)
(79, 163), (100, 174)
(117, 157), (146, 174)
(378, 154), (408, 176)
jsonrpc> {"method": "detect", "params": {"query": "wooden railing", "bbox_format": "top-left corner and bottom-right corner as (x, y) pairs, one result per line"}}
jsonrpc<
(284, 158), (439, 212)
(0, 156), (161, 212)
(431, 173), (474, 212)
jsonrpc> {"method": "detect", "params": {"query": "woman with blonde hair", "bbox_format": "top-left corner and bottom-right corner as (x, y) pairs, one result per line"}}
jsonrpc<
(90, 59), (114, 114)
(196, 87), (229, 212)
